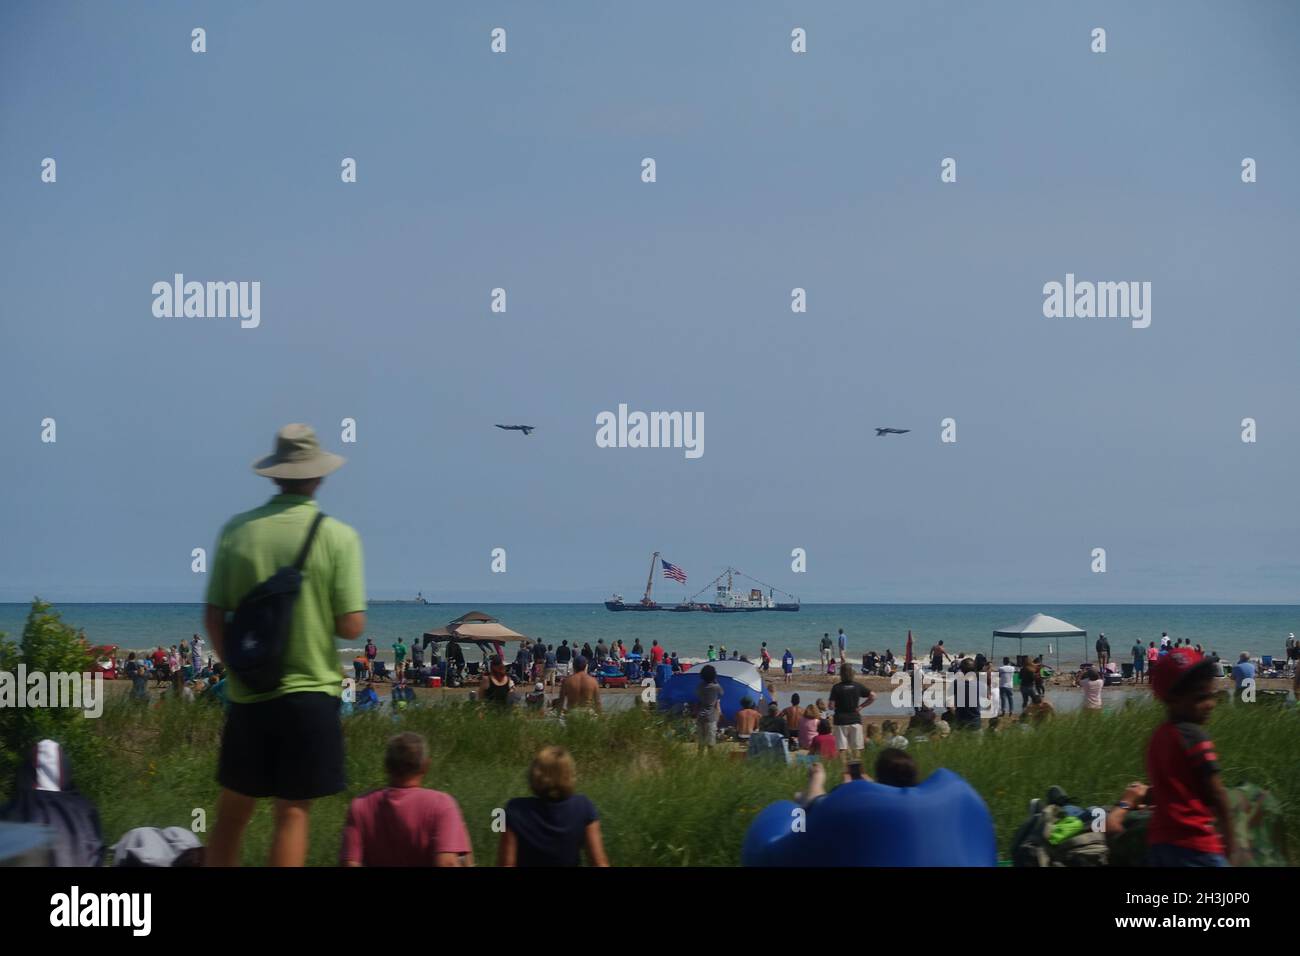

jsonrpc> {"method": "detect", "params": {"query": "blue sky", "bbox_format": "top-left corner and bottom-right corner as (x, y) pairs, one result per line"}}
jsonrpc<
(2, 1), (1299, 603)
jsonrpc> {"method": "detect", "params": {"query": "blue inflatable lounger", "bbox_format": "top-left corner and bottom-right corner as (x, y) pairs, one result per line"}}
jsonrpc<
(741, 768), (996, 867)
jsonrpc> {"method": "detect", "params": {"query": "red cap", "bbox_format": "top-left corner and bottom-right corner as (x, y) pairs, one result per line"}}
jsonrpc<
(1150, 647), (1210, 702)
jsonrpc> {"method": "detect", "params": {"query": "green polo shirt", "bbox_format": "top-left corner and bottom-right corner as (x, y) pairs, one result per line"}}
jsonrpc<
(206, 494), (366, 704)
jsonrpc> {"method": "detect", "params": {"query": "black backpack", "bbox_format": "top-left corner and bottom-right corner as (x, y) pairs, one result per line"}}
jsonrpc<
(224, 512), (326, 694)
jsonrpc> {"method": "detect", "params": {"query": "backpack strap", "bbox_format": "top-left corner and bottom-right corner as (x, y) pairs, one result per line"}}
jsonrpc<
(294, 512), (327, 571)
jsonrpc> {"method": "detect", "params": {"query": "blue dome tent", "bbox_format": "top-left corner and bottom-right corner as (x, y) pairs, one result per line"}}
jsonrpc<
(657, 659), (773, 723)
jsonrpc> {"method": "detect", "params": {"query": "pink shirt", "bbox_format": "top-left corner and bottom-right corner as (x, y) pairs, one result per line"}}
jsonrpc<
(1082, 679), (1104, 710)
(1147, 647), (1158, 663)
(340, 787), (471, 866)
(798, 716), (820, 750)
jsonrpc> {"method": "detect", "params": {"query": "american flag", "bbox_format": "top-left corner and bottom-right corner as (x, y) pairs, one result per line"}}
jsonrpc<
(661, 559), (687, 584)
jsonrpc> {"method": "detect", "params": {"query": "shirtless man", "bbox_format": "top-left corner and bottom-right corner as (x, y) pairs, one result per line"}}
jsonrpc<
(734, 699), (761, 739)
(557, 655), (602, 713)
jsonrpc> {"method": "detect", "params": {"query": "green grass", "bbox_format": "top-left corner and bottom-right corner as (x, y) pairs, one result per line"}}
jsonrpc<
(12, 696), (1299, 865)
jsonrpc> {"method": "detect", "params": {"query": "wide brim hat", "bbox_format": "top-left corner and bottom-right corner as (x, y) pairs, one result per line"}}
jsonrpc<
(253, 424), (346, 479)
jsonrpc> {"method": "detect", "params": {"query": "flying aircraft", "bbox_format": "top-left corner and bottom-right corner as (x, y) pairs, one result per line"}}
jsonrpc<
(874, 427), (910, 436)
(495, 424), (535, 435)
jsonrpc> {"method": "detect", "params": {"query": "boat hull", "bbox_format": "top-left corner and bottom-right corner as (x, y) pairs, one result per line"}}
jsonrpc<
(604, 601), (662, 611)
(706, 605), (800, 613)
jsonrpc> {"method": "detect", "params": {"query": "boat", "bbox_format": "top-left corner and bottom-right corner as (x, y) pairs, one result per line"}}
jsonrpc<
(371, 591), (432, 606)
(604, 555), (799, 612)
(604, 553), (664, 611)
(701, 569), (800, 613)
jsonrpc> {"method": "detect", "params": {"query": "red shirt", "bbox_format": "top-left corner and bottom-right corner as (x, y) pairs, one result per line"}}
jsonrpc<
(810, 734), (837, 760)
(1145, 721), (1223, 854)
(340, 787), (472, 866)
(650, 645), (665, 664)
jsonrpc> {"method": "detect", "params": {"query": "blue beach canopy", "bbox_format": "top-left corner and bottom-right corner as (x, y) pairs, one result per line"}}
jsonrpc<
(657, 659), (773, 724)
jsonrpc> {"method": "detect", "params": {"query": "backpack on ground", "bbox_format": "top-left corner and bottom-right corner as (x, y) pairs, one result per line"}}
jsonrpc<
(1011, 788), (1109, 867)
(223, 512), (325, 694)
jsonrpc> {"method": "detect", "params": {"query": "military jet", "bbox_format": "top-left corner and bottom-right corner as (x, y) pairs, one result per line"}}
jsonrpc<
(495, 424), (535, 435)
(874, 427), (910, 436)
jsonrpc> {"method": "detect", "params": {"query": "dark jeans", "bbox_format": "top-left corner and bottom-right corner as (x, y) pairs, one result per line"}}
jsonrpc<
(1000, 688), (1015, 714)
(1021, 687), (1037, 708)
(1146, 843), (1228, 867)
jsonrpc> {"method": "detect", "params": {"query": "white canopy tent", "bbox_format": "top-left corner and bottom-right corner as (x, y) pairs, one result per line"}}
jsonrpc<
(991, 613), (1087, 671)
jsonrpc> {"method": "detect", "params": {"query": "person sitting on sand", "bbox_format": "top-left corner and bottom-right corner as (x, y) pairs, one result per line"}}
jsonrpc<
(781, 693), (803, 740)
(816, 698), (832, 722)
(499, 746), (609, 868)
(340, 732), (473, 867)
(480, 655), (515, 708)
(558, 655), (601, 713)
(1079, 667), (1104, 711)
(759, 702), (786, 735)
(808, 719), (837, 760)
(1231, 652), (1255, 701)
(525, 682), (547, 712)
(1023, 696), (1055, 724)
(798, 704), (821, 750)
(735, 698), (761, 741)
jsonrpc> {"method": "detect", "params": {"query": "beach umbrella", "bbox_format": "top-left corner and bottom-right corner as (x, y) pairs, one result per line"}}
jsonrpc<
(657, 659), (773, 724)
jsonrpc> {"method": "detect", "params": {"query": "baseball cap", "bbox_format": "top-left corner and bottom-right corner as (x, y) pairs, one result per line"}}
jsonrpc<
(1150, 647), (1217, 702)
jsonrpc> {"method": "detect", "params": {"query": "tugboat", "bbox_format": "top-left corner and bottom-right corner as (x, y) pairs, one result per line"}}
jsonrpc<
(604, 553), (664, 611)
(701, 568), (800, 612)
(604, 556), (799, 612)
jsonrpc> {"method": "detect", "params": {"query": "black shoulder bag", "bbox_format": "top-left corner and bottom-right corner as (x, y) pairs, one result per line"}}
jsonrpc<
(224, 512), (326, 694)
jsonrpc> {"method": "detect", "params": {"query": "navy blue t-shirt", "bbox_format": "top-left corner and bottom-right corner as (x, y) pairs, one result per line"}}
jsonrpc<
(505, 794), (599, 867)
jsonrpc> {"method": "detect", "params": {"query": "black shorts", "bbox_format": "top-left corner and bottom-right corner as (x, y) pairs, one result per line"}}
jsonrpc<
(217, 692), (345, 801)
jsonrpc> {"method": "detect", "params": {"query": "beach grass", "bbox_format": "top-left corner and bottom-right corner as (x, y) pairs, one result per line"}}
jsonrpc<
(12, 694), (1299, 866)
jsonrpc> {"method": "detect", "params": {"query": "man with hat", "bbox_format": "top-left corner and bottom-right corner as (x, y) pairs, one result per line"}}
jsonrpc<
(204, 424), (366, 866)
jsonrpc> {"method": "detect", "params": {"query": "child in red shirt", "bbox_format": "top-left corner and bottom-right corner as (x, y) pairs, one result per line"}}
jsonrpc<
(809, 719), (838, 760)
(1145, 648), (1235, 866)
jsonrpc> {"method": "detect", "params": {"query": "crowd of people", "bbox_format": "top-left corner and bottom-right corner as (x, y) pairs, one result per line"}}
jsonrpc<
(56, 426), (1294, 869)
